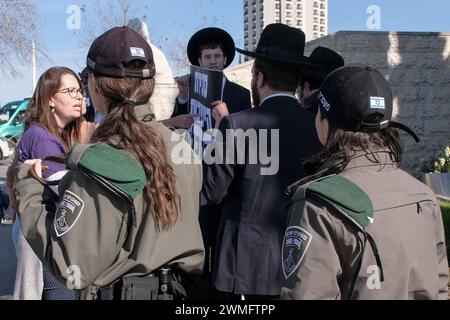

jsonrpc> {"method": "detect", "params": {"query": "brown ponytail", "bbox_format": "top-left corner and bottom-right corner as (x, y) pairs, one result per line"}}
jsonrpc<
(90, 65), (179, 230)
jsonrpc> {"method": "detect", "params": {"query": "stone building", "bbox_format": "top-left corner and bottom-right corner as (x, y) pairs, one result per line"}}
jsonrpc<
(225, 31), (450, 177)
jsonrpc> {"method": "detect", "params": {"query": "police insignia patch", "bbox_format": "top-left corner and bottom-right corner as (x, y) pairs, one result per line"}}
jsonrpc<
(54, 190), (84, 237)
(282, 226), (312, 279)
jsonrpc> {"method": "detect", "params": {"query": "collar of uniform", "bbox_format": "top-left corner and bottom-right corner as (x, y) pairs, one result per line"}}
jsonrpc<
(134, 103), (155, 121)
(259, 92), (297, 107)
(342, 150), (398, 172)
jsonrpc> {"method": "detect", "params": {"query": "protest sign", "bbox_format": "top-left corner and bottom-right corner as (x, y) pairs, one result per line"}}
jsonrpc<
(188, 65), (223, 155)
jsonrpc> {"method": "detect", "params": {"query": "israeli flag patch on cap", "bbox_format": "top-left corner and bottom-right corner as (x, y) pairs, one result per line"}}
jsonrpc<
(130, 47), (146, 58)
(370, 96), (385, 109)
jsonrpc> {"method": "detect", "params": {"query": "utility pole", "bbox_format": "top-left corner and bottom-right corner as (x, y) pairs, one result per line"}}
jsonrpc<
(32, 40), (36, 93)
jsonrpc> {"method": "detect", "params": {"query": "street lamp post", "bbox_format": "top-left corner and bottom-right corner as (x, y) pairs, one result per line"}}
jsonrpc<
(32, 40), (36, 92)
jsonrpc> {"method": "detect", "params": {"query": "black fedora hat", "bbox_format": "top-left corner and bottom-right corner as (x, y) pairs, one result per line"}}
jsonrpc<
(236, 23), (318, 67)
(187, 27), (235, 68)
(303, 46), (345, 81)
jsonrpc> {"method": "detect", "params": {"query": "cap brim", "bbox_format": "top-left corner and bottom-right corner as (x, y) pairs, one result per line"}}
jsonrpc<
(303, 90), (320, 109)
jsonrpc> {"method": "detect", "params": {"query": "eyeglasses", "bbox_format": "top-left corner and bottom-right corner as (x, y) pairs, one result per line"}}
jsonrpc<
(57, 87), (83, 99)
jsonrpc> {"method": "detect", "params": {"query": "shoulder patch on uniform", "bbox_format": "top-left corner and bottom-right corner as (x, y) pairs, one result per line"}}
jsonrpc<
(282, 226), (312, 279)
(54, 190), (84, 237)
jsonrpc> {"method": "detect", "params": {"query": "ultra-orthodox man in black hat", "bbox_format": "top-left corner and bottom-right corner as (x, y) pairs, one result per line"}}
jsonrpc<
(202, 23), (323, 298)
(163, 27), (251, 129)
(164, 27), (252, 299)
(297, 46), (345, 107)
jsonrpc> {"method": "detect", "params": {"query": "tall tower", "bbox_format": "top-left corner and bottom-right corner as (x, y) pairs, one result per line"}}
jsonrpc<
(243, 0), (328, 58)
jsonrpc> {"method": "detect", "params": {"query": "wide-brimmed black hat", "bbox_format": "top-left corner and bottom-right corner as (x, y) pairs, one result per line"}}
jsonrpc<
(236, 23), (317, 67)
(187, 27), (235, 68)
(304, 65), (419, 142)
(303, 46), (345, 81)
(86, 26), (155, 79)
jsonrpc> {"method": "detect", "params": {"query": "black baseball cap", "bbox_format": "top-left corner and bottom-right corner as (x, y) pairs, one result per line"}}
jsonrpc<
(305, 65), (419, 142)
(86, 26), (155, 79)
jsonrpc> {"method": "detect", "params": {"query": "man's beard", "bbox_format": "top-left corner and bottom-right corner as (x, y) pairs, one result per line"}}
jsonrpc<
(251, 81), (260, 107)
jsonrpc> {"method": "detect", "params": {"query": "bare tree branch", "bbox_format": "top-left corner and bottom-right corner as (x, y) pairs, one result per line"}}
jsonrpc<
(0, 0), (48, 77)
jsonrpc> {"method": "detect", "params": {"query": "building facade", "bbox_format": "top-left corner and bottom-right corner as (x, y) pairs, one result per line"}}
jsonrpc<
(243, 0), (328, 54)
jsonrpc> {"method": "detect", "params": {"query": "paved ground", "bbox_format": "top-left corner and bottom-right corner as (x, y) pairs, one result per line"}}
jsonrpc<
(0, 158), (15, 299)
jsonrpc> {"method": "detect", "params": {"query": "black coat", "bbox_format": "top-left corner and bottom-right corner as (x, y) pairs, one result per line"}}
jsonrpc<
(202, 95), (322, 295)
(171, 79), (251, 123)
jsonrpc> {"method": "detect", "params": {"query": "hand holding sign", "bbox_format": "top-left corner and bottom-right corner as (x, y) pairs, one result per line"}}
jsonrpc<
(211, 101), (229, 128)
(175, 74), (190, 101)
(163, 114), (199, 129)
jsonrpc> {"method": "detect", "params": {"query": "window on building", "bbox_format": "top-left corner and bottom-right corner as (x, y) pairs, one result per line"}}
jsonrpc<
(320, 19), (325, 24)
(286, 19), (292, 26)
(244, 24), (248, 30)
(252, 14), (256, 21)
(252, 6), (256, 13)
(252, 0), (256, 5)
(320, 3), (325, 9)
(286, 11), (292, 18)
(253, 22), (256, 29)
(244, 0), (248, 7)
(286, 3), (292, 9)
(320, 33), (325, 37)
(275, 3), (280, 9)
(297, 3), (302, 10)
(244, 16), (248, 23)
(320, 10), (325, 17)
(313, 25), (318, 31)
(313, 9), (318, 15)
(244, 31), (248, 38)
(275, 18), (280, 23)
(313, 32), (318, 39)
(260, 20), (264, 27)
(320, 26), (325, 32)
(314, 17), (318, 23)
(313, 2), (318, 8)
(297, 19), (302, 26)
(275, 9), (279, 15)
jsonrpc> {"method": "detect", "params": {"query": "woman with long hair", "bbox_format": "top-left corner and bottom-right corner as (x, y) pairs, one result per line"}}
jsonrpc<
(281, 65), (448, 299)
(11, 66), (91, 300)
(14, 27), (204, 300)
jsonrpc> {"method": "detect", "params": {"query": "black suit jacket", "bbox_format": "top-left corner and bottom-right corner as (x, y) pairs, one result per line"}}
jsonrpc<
(171, 79), (251, 124)
(202, 95), (322, 295)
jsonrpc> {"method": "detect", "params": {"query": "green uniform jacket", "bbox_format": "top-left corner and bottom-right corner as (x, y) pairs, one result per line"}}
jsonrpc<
(281, 151), (449, 300)
(15, 105), (205, 299)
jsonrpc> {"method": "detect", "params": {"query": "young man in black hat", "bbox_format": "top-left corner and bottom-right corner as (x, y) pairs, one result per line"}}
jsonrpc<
(202, 23), (322, 298)
(281, 65), (448, 299)
(163, 27), (251, 129)
(163, 27), (251, 299)
(297, 46), (344, 106)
